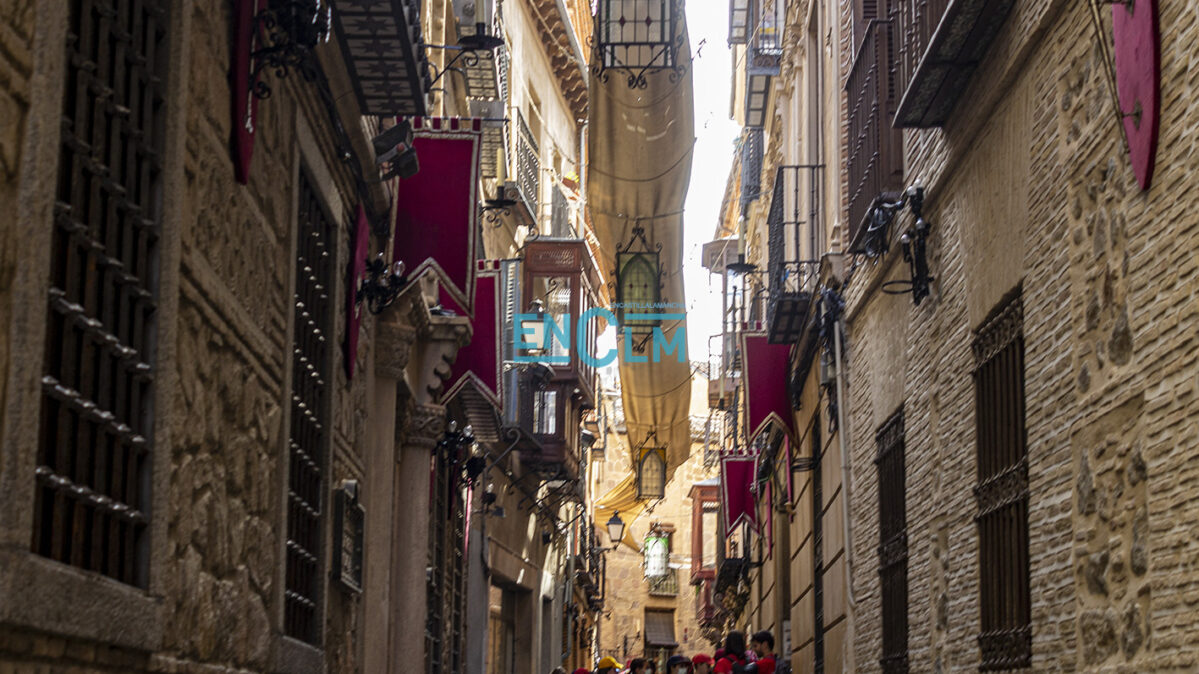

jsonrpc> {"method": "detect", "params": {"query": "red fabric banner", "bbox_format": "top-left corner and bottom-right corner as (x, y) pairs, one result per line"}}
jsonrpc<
(345, 206), (369, 379)
(721, 455), (758, 534)
(741, 333), (795, 442)
(231, 0), (260, 184)
(393, 117), (483, 315)
(444, 262), (502, 408)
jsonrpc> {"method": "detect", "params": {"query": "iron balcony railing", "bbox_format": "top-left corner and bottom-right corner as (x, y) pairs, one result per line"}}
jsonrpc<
(846, 19), (904, 246)
(515, 112), (540, 220)
(766, 165), (823, 344)
(648, 567), (680, 596)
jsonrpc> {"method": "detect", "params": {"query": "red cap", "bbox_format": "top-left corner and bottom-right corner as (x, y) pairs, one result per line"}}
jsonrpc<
(574, 669), (591, 674)
(692, 654), (713, 665)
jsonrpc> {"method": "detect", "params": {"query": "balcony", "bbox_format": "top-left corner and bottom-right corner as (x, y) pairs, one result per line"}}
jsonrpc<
(893, 0), (1016, 127)
(331, 0), (429, 116)
(648, 568), (680, 597)
(846, 20), (904, 246)
(515, 113), (541, 227)
(766, 165), (822, 345)
(507, 239), (600, 479)
(744, 0), (783, 128)
(706, 334), (740, 409)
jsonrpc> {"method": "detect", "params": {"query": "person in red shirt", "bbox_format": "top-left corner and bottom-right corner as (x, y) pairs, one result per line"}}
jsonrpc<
(713, 632), (747, 674)
(748, 631), (776, 674)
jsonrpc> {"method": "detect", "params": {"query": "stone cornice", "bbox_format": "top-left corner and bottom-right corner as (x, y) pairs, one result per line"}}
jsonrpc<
(526, 0), (589, 123)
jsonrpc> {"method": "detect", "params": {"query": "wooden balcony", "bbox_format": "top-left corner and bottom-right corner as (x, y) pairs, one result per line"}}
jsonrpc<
(893, 0), (1016, 127)
(846, 19), (904, 246)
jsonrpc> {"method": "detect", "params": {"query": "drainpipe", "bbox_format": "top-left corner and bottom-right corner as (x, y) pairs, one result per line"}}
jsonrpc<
(832, 315), (856, 670)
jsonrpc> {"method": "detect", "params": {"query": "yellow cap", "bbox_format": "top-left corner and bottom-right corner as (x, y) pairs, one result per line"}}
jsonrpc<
(597, 656), (621, 668)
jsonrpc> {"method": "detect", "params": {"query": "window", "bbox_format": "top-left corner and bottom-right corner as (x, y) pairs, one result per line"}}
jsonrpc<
(533, 389), (559, 435)
(33, 0), (171, 588)
(427, 421), (468, 674)
(284, 170), (335, 644)
(972, 288), (1030, 670)
(875, 408), (908, 673)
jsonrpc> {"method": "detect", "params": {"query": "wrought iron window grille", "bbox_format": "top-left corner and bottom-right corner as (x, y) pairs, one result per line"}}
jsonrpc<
(972, 289), (1031, 671)
(34, 0), (170, 588)
(875, 409), (909, 674)
(285, 169), (335, 644)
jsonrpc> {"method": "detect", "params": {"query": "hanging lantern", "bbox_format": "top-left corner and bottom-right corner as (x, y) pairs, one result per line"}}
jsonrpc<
(613, 226), (664, 336)
(635, 431), (667, 500)
(593, 0), (685, 89)
(644, 531), (669, 577)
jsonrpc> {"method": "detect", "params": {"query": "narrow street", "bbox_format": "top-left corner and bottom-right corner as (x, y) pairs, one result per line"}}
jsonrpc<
(1, 0), (1195, 672)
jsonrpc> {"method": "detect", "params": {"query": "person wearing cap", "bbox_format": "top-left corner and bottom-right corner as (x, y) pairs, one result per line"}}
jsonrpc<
(691, 653), (713, 674)
(628, 657), (648, 674)
(666, 654), (692, 674)
(574, 668), (592, 674)
(596, 656), (621, 674)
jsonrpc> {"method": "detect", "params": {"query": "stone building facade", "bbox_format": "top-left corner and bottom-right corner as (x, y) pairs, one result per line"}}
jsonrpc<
(715, 0), (1199, 671)
(593, 373), (721, 669)
(0, 0), (599, 673)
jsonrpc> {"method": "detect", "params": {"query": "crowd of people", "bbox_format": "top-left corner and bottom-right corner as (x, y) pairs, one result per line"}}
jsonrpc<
(558, 630), (778, 674)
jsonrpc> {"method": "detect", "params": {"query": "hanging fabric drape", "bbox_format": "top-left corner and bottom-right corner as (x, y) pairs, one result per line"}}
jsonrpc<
(588, 11), (695, 525)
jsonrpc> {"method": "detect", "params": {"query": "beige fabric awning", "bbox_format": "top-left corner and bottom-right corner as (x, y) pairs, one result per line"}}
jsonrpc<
(588, 21), (696, 525)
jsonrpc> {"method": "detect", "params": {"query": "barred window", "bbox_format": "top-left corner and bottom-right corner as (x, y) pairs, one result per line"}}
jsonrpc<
(875, 408), (908, 674)
(972, 288), (1030, 670)
(285, 171), (334, 644)
(33, 0), (171, 587)
(427, 427), (467, 674)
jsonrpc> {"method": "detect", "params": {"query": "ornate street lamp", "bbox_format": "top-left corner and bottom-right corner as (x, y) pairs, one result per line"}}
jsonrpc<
(613, 226), (664, 335)
(355, 254), (409, 315)
(634, 430), (667, 500)
(880, 186), (935, 306)
(606, 510), (626, 547)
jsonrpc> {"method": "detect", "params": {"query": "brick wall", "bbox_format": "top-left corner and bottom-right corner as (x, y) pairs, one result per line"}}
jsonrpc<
(840, 0), (1199, 671)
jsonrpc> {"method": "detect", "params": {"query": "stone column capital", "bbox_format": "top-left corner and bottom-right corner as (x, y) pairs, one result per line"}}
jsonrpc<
(375, 314), (417, 380)
(404, 402), (447, 453)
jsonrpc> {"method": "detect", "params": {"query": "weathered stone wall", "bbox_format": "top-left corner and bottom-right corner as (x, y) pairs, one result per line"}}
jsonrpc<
(840, 0), (1199, 672)
(0, 0), (376, 670)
